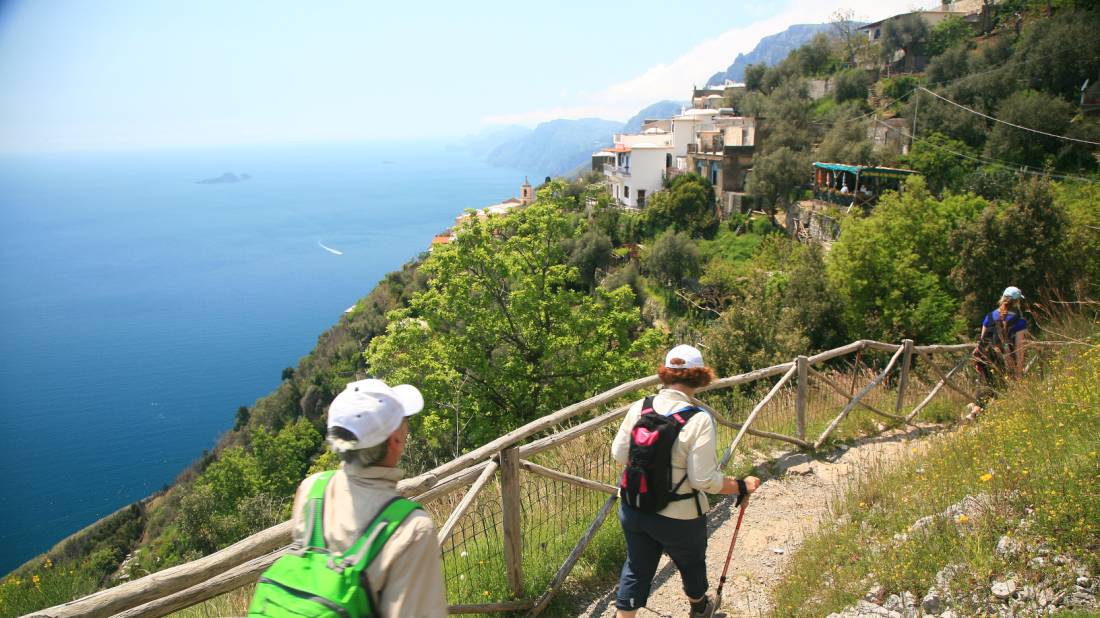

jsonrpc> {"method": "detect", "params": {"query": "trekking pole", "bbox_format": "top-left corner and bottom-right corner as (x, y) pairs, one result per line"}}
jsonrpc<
(715, 495), (749, 612)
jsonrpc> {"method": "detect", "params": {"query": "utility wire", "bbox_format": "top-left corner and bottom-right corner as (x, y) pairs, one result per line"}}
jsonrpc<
(878, 119), (1100, 184)
(917, 86), (1100, 146)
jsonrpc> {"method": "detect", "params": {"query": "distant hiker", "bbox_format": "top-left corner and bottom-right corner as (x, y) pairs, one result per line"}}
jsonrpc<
(973, 286), (1029, 408)
(611, 344), (761, 618)
(249, 379), (446, 617)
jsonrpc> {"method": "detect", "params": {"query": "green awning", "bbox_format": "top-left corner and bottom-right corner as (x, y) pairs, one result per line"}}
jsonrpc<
(813, 162), (918, 178)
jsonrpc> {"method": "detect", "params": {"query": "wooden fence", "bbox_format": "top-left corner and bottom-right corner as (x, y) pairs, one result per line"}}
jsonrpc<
(29, 338), (1067, 618)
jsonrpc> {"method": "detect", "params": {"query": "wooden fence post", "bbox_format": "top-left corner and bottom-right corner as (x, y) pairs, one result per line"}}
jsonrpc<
(499, 447), (525, 599)
(795, 355), (808, 441)
(895, 339), (914, 416)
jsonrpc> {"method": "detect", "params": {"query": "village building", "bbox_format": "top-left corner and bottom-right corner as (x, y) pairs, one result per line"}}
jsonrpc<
(685, 113), (760, 216)
(430, 179), (532, 250)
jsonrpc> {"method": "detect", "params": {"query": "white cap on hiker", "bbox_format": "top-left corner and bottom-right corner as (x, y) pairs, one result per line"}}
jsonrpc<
(1002, 286), (1025, 300)
(664, 344), (706, 369)
(327, 379), (424, 450)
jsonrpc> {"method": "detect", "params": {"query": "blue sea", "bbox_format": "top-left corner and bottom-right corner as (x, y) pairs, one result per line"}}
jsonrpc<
(0, 142), (537, 574)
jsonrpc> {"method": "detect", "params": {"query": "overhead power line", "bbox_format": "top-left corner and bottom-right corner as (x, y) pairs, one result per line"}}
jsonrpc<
(878, 119), (1100, 184)
(917, 86), (1100, 146)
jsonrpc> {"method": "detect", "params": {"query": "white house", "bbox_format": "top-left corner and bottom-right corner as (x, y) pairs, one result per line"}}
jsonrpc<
(601, 139), (673, 210)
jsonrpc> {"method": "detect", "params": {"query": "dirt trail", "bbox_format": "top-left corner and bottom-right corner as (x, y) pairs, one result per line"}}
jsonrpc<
(577, 424), (948, 617)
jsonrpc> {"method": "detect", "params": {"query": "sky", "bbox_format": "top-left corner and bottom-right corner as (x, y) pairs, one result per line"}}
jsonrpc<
(0, 0), (922, 153)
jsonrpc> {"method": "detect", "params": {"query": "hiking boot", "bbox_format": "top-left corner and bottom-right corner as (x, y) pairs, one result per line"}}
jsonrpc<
(689, 594), (715, 618)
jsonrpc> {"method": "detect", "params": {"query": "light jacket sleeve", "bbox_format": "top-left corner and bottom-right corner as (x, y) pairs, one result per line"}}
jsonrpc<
(684, 414), (726, 494)
(376, 511), (448, 617)
(611, 401), (642, 465)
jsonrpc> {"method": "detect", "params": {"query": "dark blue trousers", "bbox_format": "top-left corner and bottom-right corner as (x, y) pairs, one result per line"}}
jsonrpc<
(615, 504), (709, 611)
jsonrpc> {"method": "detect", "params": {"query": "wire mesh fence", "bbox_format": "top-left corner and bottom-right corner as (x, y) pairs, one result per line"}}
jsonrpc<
(410, 340), (996, 615)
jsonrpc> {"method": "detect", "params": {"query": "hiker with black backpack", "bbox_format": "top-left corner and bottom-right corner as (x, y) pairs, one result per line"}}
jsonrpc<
(972, 286), (1029, 410)
(248, 379), (446, 617)
(611, 344), (761, 618)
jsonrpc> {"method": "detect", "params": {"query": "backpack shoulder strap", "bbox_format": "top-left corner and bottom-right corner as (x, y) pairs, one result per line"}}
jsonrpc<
(668, 405), (704, 425)
(303, 470), (337, 549)
(337, 497), (423, 571)
(640, 395), (656, 415)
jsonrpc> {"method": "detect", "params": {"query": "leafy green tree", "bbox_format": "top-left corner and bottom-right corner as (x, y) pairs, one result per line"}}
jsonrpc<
(924, 45), (970, 84)
(985, 90), (1095, 172)
(366, 191), (660, 459)
(748, 146), (809, 217)
(881, 13), (929, 72)
(815, 109), (875, 166)
(567, 227), (613, 289)
(643, 173), (718, 238)
(1054, 182), (1100, 297)
(927, 16), (973, 57)
(1014, 10), (1100, 99)
(176, 418), (321, 554)
(744, 64), (768, 92)
(833, 68), (871, 104)
(950, 180), (1073, 323)
(643, 229), (701, 288)
(905, 132), (978, 193)
(828, 176), (986, 342)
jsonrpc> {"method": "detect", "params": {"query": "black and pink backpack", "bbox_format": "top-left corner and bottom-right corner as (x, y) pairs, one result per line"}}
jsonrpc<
(619, 396), (704, 514)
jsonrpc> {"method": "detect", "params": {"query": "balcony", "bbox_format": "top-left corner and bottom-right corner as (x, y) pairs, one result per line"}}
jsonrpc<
(603, 163), (631, 177)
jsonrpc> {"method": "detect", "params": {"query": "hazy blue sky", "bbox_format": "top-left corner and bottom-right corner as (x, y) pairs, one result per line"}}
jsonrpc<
(0, 0), (917, 152)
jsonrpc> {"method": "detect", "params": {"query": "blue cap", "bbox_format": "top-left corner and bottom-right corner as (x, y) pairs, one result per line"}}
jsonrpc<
(1002, 286), (1024, 300)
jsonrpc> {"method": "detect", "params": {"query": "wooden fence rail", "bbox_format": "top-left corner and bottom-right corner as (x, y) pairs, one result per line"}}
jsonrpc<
(32, 337), (1075, 618)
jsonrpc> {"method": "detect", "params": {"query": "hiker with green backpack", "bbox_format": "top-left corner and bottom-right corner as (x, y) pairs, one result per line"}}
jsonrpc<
(611, 345), (760, 618)
(249, 379), (446, 617)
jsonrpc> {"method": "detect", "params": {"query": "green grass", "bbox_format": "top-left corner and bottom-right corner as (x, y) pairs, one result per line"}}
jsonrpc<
(770, 340), (1100, 616)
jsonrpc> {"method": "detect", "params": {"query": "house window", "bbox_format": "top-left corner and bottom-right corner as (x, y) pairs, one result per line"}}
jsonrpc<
(624, 186), (630, 198)
(666, 153), (672, 168)
(637, 189), (646, 208)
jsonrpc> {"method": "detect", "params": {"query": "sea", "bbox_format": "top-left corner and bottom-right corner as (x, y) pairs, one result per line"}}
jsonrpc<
(0, 141), (538, 574)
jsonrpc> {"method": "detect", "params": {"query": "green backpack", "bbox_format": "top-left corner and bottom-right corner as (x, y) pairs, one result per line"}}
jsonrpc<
(248, 470), (422, 617)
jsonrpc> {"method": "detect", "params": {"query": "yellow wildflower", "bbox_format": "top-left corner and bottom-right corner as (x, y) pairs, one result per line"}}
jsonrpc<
(957, 514), (970, 524)
(980, 473), (993, 482)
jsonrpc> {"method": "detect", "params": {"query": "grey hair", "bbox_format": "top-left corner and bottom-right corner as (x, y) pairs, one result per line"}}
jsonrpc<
(328, 427), (391, 467)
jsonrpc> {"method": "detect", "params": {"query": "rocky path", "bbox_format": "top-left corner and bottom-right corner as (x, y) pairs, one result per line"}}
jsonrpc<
(576, 425), (946, 617)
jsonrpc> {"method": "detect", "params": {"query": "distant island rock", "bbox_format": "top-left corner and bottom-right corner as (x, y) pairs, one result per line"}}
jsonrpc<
(197, 172), (251, 184)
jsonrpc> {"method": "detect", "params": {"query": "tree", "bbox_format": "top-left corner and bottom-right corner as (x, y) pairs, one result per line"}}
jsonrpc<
(815, 107), (875, 165)
(365, 190), (660, 459)
(748, 146), (809, 217)
(643, 173), (718, 238)
(828, 176), (987, 342)
(984, 90), (1092, 171)
(881, 13), (929, 73)
(833, 68), (871, 104)
(831, 9), (861, 66)
(905, 132), (978, 193)
(950, 180), (1073, 323)
(643, 229), (701, 288)
(744, 64), (768, 92)
(567, 227), (613, 290)
(927, 16), (973, 57)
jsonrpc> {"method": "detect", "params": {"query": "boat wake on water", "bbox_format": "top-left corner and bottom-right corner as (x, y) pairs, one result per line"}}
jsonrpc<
(318, 241), (344, 256)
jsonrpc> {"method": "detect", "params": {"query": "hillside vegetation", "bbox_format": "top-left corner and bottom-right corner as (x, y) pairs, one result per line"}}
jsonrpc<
(3, 2), (1099, 616)
(771, 318), (1099, 616)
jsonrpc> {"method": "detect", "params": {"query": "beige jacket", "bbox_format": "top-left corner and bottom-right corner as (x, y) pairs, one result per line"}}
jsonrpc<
(611, 388), (726, 519)
(291, 462), (448, 617)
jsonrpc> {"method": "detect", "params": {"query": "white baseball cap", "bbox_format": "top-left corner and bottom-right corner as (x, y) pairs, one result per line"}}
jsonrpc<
(1002, 286), (1025, 300)
(664, 344), (706, 369)
(327, 379), (424, 451)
